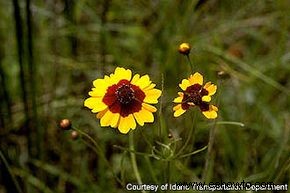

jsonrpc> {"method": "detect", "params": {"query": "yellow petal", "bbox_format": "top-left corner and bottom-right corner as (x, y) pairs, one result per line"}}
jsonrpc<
(100, 110), (113, 126)
(204, 82), (217, 96)
(173, 104), (186, 117)
(202, 105), (218, 119)
(142, 103), (157, 112)
(84, 97), (107, 112)
(96, 109), (108, 119)
(114, 67), (132, 81)
(110, 113), (120, 128)
(202, 95), (211, 102)
(118, 114), (136, 134)
(89, 79), (109, 97)
(132, 75), (151, 89)
(144, 88), (162, 104)
(173, 93), (184, 103)
(211, 105), (218, 111)
(93, 78), (109, 88)
(131, 74), (140, 84)
(173, 97), (182, 103)
(100, 110), (120, 127)
(108, 67), (132, 84)
(133, 107), (154, 126)
(89, 90), (106, 97)
(179, 79), (190, 91)
(173, 104), (181, 111)
(103, 75), (116, 85)
(144, 83), (156, 91)
(128, 114), (137, 130)
(133, 111), (144, 126)
(189, 72), (203, 85)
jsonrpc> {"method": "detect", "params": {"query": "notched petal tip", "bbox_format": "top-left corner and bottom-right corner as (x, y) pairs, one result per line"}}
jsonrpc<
(189, 72), (203, 85)
(179, 79), (190, 91)
(202, 105), (218, 119)
(204, 82), (217, 96)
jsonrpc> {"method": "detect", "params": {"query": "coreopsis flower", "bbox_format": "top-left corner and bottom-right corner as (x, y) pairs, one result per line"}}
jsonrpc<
(178, 43), (191, 55)
(173, 72), (218, 119)
(84, 67), (162, 134)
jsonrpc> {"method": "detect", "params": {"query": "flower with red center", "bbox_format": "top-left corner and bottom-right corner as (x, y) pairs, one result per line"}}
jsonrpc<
(84, 67), (162, 134)
(173, 72), (218, 119)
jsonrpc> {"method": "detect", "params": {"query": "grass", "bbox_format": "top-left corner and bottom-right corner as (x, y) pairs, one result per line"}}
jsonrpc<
(0, 0), (289, 192)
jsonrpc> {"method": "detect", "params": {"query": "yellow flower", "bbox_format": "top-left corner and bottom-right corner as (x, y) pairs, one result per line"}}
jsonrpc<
(84, 67), (162, 134)
(178, 43), (191, 55)
(173, 72), (218, 119)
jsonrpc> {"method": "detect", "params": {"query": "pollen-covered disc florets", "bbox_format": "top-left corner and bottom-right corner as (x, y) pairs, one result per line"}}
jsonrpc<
(173, 72), (218, 119)
(84, 67), (162, 134)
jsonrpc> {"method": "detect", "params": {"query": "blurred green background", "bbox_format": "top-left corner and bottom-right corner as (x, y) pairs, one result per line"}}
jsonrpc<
(0, 0), (289, 192)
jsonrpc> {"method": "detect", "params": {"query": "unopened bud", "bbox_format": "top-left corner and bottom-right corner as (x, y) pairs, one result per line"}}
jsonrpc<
(71, 130), (79, 140)
(178, 43), (191, 55)
(216, 70), (230, 80)
(59, 119), (72, 130)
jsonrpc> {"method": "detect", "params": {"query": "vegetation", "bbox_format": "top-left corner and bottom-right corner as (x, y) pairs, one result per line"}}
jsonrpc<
(0, 0), (289, 192)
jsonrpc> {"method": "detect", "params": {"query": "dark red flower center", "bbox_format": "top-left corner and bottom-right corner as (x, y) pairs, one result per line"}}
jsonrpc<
(181, 84), (210, 111)
(116, 84), (135, 105)
(103, 79), (145, 117)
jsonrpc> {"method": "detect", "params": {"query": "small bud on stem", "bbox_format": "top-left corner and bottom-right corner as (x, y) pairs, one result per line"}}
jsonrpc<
(59, 119), (72, 130)
(178, 43), (191, 55)
(71, 130), (79, 140)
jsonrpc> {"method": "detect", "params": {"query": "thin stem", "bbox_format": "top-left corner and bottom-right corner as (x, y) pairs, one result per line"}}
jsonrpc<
(175, 112), (196, 158)
(216, 121), (245, 127)
(202, 79), (221, 182)
(186, 55), (194, 73)
(129, 132), (146, 193)
(158, 73), (164, 138)
(73, 127), (123, 186)
(179, 145), (208, 158)
(0, 150), (23, 193)
(201, 122), (217, 182)
(144, 157), (159, 184)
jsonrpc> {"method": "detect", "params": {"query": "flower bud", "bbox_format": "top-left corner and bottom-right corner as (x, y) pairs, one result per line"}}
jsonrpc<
(216, 70), (230, 80)
(178, 43), (191, 55)
(71, 130), (79, 140)
(59, 119), (72, 130)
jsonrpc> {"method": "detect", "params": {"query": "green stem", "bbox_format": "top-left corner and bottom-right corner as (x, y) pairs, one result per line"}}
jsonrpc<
(186, 55), (194, 73)
(216, 121), (245, 127)
(179, 145), (208, 158)
(144, 157), (159, 184)
(202, 121), (217, 182)
(175, 112), (196, 157)
(202, 79), (221, 182)
(158, 73), (165, 138)
(129, 132), (146, 193)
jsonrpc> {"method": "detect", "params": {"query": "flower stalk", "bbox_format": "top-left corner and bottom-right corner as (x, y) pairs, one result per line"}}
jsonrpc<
(129, 132), (146, 193)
